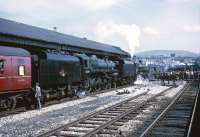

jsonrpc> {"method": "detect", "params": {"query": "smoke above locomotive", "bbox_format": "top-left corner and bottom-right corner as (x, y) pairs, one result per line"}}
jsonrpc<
(96, 21), (141, 57)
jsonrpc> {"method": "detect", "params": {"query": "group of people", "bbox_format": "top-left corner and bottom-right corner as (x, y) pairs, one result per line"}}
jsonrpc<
(156, 71), (200, 82)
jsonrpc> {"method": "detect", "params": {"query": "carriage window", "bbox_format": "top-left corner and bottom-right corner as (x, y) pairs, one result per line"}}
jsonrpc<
(0, 61), (4, 69)
(0, 60), (4, 71)
(19, 65), (25, 76)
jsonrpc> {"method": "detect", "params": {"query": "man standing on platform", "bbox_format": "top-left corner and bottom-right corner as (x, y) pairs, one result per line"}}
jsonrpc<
(35, 82), (42, 110)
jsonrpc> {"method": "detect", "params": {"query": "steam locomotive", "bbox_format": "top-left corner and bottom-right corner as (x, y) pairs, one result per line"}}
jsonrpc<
(0, 46), (136, 110)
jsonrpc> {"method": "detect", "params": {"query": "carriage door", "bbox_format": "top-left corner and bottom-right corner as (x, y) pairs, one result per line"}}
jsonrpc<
(11, 56), (31, 91)
(0, 56), (12, 92)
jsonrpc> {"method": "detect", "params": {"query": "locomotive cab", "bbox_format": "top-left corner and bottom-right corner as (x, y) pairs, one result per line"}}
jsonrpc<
(74, 53), (90, 74)
(119, 58), (137, 85)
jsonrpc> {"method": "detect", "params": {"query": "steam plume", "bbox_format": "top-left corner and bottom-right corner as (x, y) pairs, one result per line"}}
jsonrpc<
(96, 21), (141, 57)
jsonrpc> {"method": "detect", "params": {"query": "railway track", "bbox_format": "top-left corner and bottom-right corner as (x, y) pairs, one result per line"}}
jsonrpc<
(37, 85), (175, 137)
(0, 107), (26, 117)
(136, 81), (199, 137)
(44, 84), (134, 106)
(0, 84), (134, 118)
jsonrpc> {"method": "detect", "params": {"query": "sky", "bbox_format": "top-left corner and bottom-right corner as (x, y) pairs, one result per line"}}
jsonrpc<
(0, 0), (200, 56)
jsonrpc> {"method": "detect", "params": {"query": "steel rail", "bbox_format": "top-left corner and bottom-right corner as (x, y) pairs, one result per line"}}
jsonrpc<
(81, 87), (173, 137)
(37, 86), (174, 137)
(37, 91), (148, 137)
(139, 82), (196, 137)
(186, 82), (200, 137)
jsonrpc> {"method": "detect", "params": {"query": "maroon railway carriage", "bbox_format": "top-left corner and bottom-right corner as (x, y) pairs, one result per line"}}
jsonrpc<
(0, 46), (32, 109)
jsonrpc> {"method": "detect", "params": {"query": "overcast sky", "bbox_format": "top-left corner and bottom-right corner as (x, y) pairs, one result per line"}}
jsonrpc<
(0, 0), (200, 55)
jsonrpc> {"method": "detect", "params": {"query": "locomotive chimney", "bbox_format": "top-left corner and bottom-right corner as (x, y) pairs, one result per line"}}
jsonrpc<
(53, 26), (57, 32)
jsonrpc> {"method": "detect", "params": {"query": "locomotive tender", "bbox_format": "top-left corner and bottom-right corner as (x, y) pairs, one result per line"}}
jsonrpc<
(0, 18), (137, 110)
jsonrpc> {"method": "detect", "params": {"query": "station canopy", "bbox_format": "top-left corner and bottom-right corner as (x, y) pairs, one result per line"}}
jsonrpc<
(0, 18), (129, 57)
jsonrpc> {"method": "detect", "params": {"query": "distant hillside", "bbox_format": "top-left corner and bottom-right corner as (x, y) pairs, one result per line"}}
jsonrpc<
(135, 50), (198, 57)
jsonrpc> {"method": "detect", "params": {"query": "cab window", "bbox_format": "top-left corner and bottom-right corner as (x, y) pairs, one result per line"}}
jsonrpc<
(84, 60), (89, 68)
(18, 65), (25, 76)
